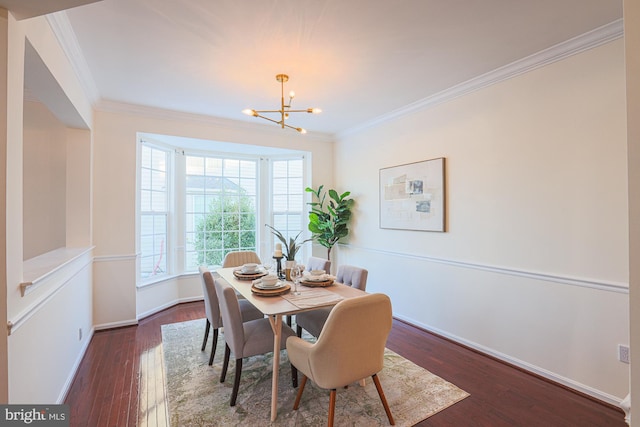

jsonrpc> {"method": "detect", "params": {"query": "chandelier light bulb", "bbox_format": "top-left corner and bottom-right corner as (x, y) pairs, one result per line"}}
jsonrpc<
(289, 90), (296, 98)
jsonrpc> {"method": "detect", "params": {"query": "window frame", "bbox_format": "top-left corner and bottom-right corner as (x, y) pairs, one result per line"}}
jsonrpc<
(137, 137), (310, 285)
(137, 141), (173, 282)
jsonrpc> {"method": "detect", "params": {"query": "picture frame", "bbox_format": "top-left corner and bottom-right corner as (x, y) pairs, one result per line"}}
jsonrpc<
(379, 157), (446, 232)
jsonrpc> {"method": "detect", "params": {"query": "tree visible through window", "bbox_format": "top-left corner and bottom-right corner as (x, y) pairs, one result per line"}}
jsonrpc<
(185, 156), (257, 269)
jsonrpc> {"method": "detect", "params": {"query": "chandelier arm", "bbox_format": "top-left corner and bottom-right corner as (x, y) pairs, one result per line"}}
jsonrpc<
(254, 114), (283, 125)
(282, 122), (305, 133)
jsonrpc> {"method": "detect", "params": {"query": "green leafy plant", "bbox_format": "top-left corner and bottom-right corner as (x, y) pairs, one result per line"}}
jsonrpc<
(306, 185), (354, 260)
(265, 224), (311, 261)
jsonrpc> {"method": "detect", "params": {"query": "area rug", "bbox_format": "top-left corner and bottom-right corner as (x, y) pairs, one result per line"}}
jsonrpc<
(161, 319), (469, 426)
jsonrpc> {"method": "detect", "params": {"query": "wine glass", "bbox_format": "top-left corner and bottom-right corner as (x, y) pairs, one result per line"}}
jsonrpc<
(262, 258), (273, 274)
(290, 265), (301, 295)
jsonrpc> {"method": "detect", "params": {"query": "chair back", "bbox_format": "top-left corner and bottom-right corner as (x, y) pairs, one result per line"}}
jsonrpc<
(199, 266), (222, 328)
(222, 251), (261, 268)
(214, 277), (245, 355)
(308, 293), (392, 389)
(306, 256), (331, 273)
(336, 265), (368, 291)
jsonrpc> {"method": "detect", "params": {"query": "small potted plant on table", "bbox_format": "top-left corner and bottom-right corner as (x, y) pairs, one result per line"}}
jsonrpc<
(265, 224), (310, 280)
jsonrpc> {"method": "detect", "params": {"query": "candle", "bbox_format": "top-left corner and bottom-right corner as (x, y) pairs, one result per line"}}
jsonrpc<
(274, 243), (282, 258)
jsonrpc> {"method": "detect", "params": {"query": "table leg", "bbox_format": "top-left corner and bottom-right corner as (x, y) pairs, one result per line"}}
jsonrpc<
(268, 315), (282, 422)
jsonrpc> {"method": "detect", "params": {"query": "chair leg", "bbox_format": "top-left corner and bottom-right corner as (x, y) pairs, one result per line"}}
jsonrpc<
(291, 363), (298, 388)
(286, 315), (292, 327)
(296, 324), (303, 338)
(201, 319), (211, 351)
(230, 358), (243, 406)
(328, 389), (337, 427)
(220, 344), (231, 383)
(293, 375), (307, 410)
(372, 374), (395, 425)
(208, 328), (219, 366)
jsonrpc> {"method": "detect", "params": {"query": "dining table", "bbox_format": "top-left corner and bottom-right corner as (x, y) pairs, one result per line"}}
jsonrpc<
(216, 266), (367, 422)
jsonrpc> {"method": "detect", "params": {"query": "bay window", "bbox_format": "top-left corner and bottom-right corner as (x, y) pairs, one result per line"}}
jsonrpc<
(137, 136), (309, 283)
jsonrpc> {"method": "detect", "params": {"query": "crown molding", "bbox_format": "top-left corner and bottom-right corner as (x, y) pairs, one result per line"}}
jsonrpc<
(46, 11), (100, 105)
(337, 19), (624, 139)
(95, 99), (335, 142)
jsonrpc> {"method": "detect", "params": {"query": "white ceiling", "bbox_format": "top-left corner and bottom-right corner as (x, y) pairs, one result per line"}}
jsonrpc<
(43, 1), (625, 135)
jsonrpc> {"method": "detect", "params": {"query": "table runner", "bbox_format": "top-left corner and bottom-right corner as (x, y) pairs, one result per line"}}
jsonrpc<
(281, 287), (344, 309)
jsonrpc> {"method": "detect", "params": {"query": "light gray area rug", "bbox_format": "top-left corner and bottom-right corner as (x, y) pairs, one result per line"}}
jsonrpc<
(161, 319), (469, 426)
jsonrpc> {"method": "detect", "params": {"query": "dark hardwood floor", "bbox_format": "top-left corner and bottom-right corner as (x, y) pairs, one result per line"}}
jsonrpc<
(65, 301), (626, 426)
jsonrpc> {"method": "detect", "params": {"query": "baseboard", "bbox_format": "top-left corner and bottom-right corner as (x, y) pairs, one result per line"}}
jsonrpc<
(94, 318), (139, 331)
(393, 314), (625, 409)
(136, 296), (204, 321)
(58, 326), (95, 403)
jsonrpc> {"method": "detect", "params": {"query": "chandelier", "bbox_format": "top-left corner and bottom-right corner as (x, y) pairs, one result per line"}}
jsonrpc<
(242, 74), (321, 134)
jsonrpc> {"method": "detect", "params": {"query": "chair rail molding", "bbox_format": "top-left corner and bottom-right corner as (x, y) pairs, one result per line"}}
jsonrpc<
(340, 244), (628, 294)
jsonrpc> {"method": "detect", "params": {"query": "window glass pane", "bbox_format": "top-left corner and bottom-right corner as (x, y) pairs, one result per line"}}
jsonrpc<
(140, 190), (151, 212)
(141, 146), (152, 168)
(141, 169), (151, 189)
(270, 158), (306, 262)
(151, 149), (167, 171)
(185, 154), (257, 269)
(186, 156), (204, 175)
(139, 144), (169, 279)
(288, 177), (302, 193)
(205, 157), (223, 176)
(152, 191), (167, 211)
(273, 161), (287, 178)
(273, 178), (287, 195)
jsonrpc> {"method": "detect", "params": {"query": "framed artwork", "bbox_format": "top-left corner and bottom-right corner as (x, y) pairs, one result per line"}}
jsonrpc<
(379, 157), (446, 232)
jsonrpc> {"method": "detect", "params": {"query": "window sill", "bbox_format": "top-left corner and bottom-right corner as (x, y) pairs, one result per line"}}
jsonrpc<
(137, 271), (199, 289)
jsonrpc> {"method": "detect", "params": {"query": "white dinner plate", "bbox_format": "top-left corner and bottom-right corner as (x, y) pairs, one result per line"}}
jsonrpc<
(305, 275), (329, 282)
(238, 268), (264, 274)
(254, 281), (286, 290)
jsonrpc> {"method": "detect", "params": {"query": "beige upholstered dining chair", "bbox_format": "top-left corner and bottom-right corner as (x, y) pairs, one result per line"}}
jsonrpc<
(221, 250), (261, 268)
(198, 267), (263, 365)
(286, 293), (395, 427)
(214, 277), (297, 406)
(295, 264), (368, 338)
(306, 256), (331, 273)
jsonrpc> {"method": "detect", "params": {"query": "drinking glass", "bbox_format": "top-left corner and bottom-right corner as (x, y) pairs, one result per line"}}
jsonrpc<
(290, 265), (301, 295)
(262, 258), (273, 273)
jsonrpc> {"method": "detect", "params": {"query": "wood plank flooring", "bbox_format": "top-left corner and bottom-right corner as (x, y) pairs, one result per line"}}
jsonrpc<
(64, 301), (626, 426)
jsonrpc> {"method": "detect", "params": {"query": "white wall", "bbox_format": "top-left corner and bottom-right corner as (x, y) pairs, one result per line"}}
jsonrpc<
(91, 106), (335, 326)
(625, 0), (640, 423)
(23, 100), (67, 260)
(4, 13), (94, 404)
(8, 251), (93, 404)
(334, 39), (629, 403)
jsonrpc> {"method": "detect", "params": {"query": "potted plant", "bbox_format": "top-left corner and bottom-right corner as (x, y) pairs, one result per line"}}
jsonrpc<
(265, 224), (311, 279)
(306, 185), (354, 261)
